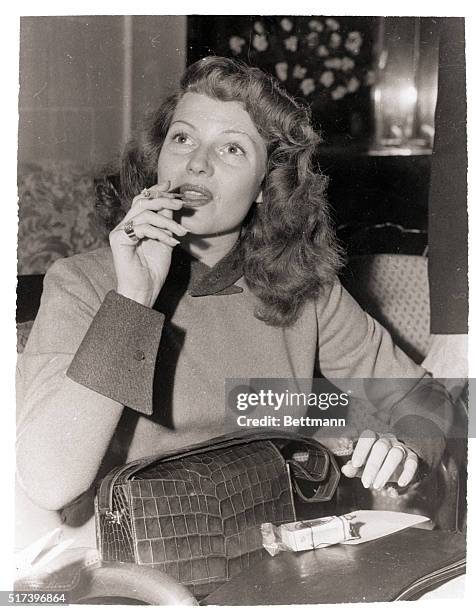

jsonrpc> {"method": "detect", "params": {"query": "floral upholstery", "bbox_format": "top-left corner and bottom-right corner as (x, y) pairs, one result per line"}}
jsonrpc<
(17, 161), (108, 275)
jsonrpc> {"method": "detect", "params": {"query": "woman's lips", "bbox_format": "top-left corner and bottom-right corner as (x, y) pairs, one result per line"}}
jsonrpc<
(178, 184), (213, 207)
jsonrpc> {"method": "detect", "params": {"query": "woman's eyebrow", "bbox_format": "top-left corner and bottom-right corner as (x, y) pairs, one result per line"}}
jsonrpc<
(221, 129), (260, 147)
(170, 119), (196, 130)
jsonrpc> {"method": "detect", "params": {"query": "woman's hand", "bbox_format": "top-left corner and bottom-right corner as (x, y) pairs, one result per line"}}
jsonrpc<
(341, 430), (418, 489)
(109, 181), (188, 307)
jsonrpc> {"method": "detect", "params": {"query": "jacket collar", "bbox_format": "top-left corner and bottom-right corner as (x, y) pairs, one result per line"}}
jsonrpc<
(171, 242), (244, 297)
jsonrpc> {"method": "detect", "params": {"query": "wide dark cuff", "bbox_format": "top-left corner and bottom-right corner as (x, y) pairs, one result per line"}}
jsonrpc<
(67, 290), (165, 416)
(392, 414), (446, 471)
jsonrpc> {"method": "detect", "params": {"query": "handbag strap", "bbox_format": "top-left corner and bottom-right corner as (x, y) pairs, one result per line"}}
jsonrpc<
(97, 429), (340, 512)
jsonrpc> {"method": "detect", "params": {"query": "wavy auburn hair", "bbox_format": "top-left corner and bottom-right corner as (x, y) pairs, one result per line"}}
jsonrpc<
(96, 56), (344, 327)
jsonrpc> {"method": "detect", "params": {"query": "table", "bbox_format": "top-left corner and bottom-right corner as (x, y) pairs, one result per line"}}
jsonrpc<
(203, 528), (466, 605)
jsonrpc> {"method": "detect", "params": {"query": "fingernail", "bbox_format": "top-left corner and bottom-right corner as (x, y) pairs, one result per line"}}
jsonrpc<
(362, 478), (369, 489)
(373, 480), (382, 490)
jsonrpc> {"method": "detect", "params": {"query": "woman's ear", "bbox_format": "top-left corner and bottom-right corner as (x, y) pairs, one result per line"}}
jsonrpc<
(255, 190), (263, 204)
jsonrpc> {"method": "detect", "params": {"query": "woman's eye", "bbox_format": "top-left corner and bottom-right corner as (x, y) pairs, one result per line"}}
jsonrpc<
(171, 132), (192, 145)
(223, 143), (246, 156)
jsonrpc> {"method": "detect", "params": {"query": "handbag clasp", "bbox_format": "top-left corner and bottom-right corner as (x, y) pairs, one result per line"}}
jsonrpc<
(105, 510), (123, 525)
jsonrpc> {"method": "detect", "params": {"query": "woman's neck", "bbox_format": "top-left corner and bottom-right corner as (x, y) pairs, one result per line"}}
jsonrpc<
(179, 229), (240, 267)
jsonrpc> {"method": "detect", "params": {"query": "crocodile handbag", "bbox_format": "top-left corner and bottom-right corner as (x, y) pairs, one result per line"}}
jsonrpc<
(95, 429), (340, 597)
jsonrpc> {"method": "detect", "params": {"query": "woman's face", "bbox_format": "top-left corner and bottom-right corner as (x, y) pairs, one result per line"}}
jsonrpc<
(157, 92), (267, 236)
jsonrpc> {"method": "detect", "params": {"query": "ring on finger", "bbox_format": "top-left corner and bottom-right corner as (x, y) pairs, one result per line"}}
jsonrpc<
(391, 444), (407, 460)
(123, 219), (139, 243)
(141, 187), (152, 199)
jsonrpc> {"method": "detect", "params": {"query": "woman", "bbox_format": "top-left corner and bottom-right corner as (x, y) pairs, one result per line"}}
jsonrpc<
(16, 56), (451, 547)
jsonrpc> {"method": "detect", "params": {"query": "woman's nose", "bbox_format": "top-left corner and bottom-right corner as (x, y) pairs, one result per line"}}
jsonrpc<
(186, 146), (213, 176)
